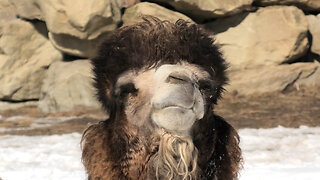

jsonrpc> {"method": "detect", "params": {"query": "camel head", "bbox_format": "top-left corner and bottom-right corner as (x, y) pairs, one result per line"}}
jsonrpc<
(93, 17), (227, 132)
(82, 16), (241, 180)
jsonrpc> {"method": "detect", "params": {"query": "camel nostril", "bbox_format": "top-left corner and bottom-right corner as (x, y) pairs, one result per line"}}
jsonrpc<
(166, 71), (192, 84)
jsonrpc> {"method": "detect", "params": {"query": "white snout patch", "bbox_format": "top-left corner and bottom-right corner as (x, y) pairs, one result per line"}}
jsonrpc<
(152, 107), (197, 131)
(150, 64), (205, 132)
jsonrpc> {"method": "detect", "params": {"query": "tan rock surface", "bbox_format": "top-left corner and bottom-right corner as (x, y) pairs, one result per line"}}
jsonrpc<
(0, 0), (15, 12)
(9, 0), (43, 20)
(206, 6), (308, 69)
(307, 14), (320, 56)
(122, 2), (194, 25)
(152, 0), (253, 21)
(0, 0), (16, 24)
(254, 0), (320, 11)
(0, 19), (62, 101)
(38, 60), (100, 113)
(10, 0), (123, 58)
(226, 62), (320, 95)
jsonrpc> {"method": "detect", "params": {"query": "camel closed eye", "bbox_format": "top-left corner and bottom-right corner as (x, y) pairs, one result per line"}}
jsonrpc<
(167, 73), (191, 84)
(119, 83), (138, 97)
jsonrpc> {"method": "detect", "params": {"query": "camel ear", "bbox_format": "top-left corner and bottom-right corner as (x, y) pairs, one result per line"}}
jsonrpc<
(205, 116), (242, 179)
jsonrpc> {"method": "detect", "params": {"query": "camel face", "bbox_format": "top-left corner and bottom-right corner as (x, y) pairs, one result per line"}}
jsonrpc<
(115, 62), (209, 133)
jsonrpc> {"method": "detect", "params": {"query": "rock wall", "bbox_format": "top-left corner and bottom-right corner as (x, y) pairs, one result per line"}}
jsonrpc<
(205, 6), (309, 69)
(38, 60), (100, 113)
(0, 0), (319, 112)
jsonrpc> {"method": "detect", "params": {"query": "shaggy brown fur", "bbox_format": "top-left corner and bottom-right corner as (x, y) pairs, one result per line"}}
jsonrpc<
(82, 17), (242, 180)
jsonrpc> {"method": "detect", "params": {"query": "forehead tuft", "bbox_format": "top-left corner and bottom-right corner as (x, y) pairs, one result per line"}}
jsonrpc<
(92, 16), (226, 82)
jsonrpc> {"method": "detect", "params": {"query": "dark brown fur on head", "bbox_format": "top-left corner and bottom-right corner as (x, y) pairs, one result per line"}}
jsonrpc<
(91, 16), (227, 118)
(82, 16), (242, 180)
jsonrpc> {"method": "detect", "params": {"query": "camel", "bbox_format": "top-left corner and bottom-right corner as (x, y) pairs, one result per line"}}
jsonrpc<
(81, 16), (242, 180)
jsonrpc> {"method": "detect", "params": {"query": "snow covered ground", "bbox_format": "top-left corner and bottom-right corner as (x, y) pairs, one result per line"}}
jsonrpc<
(0, 126), (320, 180)
(0, 133), (86, 180)
(240, 126), (320, 180)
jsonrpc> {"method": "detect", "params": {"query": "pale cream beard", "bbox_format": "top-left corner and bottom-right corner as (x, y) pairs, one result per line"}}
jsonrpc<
(153, 130), (199, 180)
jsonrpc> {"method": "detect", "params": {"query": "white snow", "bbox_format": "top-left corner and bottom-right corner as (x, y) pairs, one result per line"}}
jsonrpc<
(239, 126), (320, 180)
(0, 133), (86, 180)
(0, 126), (320, 180)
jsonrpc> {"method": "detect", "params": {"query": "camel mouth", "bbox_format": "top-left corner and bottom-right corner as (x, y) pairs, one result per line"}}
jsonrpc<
(152, 99), (194, 110)
(159, 105), (193, 111)
(160, 106), (194, 115)
(161, 105), (203, 119)
(151, 105), (198, 131)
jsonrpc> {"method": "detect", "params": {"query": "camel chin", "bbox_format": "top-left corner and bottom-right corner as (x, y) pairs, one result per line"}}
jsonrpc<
(152, 106), (197, 131)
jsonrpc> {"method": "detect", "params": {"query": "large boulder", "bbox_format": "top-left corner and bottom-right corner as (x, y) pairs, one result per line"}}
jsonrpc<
(122, 2), (194, 26)
(226, 62), (320, 95)
(151, 0), (253, 21)
(0, 1), (15, 74)
(254, 0), (320, 12)
(9, 0), (124, 58)
(0, 19), (62, 101)
(205, 6), (308, 70)
(38, 60), (100, 113)
(307, 14), (320, 56)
